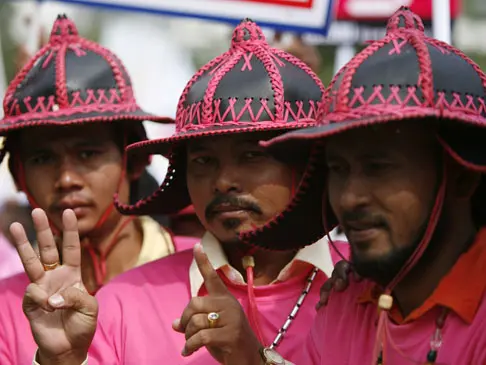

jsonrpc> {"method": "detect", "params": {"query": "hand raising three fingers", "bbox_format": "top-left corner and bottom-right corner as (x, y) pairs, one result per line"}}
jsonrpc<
(11, 208), (97, 364)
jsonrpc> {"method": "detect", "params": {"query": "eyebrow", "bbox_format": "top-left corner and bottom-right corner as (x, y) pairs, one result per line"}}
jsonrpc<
(187, 138), (260, 152)
(325, 150), (394, 162)
(24, 139), (106, 152)
(72, 140), (106, 148)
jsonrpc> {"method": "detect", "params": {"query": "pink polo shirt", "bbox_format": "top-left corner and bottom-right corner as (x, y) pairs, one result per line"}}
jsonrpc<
(87, 231), (349, 364)
(295, 229), (486, 365)
(0, 233), (23, 280)
(3, 228), (348, 365)
(0, 217), (176, 365)
(0, 272), (30, 364)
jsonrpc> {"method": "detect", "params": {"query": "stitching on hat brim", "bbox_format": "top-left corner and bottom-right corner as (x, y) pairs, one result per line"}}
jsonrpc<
(126, 120), (317, 158)
(0, 113), (173, 136)
(261, 109), (486, 148)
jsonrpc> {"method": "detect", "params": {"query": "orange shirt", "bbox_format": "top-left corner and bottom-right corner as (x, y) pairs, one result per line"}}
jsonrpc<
(358, 228), (486, 324)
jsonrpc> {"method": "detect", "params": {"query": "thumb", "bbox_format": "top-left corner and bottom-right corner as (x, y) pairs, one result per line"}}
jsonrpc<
(48, 284), (98, 318)
(194, 243), (229, 295)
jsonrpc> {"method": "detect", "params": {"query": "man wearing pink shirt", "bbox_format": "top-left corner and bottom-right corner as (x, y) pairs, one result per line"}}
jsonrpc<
(9, 18), (349, 365)
(0, 15), (179, 365)
(257, 6), (486, 365)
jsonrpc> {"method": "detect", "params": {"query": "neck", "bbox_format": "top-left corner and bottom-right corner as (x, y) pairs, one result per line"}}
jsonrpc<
(79, 214), (143, 292)
(223, 244), (297, 286)
(393, 210), (476, 317)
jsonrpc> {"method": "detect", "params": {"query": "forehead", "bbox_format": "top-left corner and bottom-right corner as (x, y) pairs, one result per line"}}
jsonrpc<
(325, 121), (437, 159)
(17, 124), (117, 148)
(186, 132), (277, 151)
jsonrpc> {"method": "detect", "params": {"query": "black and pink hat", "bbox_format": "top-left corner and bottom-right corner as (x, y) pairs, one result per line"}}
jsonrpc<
(243, 6), (486, 251)
(0, 14), (172, 148)
(115, 18), (326, 228)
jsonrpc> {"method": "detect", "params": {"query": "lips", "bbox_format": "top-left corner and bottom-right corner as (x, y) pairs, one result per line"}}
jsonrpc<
(344, 220), (384, 244)
(345, 221), (378, 231)
(54, 198), (92, 211)
(212, 203), (253, 214)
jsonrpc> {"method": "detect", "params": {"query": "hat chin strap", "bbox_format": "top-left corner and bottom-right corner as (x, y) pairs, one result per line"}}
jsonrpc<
(238, 166), (299, 346)
(14, 132), (136, 294)
(372, 160), (446, 364)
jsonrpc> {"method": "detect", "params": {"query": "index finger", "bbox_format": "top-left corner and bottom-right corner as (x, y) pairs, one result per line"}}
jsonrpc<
(61, 209), (81, 268)
(194, 243), (228, 295)
(10, 222), (44, 283)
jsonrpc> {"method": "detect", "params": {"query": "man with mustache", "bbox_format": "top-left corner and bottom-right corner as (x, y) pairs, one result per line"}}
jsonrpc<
(251, 6), (486, 364)
(10, 19), (348, 365)
(0, 15), (177, 365)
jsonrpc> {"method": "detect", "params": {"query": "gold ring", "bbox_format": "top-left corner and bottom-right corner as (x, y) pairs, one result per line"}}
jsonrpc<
(207, 312), (220, 328)
(43, 262), (60, 271)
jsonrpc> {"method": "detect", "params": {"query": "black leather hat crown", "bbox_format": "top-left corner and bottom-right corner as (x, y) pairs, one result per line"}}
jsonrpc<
(1, 14), (172, 134)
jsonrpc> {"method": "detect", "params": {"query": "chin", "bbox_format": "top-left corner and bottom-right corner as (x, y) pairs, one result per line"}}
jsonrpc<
(75, 219), (98, 237)
(351, 248), (410, 286)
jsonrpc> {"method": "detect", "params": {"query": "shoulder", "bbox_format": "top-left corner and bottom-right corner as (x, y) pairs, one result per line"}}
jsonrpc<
(138, 215), (173, 245)
(316, 278), (374, 326)
(308, 278), (376, 354)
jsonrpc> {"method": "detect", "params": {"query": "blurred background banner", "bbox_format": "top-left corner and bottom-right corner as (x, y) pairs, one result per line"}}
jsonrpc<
(50, 0), (336, 34)
(335, 0), (461, 21)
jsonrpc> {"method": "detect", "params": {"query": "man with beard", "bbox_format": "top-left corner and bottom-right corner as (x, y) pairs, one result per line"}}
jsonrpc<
(10, 19), (348, 365)
(256, 6), (486, 364)
(0, 15), (177, 365)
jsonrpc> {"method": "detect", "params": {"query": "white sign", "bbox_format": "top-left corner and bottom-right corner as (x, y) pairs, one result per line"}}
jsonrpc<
(51, 0), (335, 34)
(344, 0), (412, 18)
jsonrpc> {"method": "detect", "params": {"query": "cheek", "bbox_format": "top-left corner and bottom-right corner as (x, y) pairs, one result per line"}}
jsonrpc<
(186, 176), (211, 223)
(98, 164), (125, 195)
(378, 180), (437, 244)
(327, 179), (341, 213)
(249, 167), (295, 216)
(23, 167), (55, 203)
(383, 190), (428, 237)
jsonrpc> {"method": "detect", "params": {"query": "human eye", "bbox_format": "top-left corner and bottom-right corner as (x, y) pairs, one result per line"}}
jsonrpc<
(191, 155), (213, 165)
(79, 149), (101, 160)
(242, 150), (269, 161)
(28, 152), (54, 165)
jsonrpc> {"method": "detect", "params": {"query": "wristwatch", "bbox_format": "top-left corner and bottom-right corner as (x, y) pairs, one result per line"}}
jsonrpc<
(260, 347), (286, 365)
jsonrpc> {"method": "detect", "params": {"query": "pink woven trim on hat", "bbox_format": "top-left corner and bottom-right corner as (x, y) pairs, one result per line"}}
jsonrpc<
(126, 121), (317, 154)
(252, 47), (285, 122)
(342, 86), (486, 119)
(202, 52), (245, 125)
(4, 30), (137, 119)
(262, 107), (486, 149)
(178, 97), (322, 132)
(3, 100), (142, 125)
(272, 47), (326, 97)
(0, 114), (153, 134)
(5, 87), (139, 120)
(175, 51), (231, 130)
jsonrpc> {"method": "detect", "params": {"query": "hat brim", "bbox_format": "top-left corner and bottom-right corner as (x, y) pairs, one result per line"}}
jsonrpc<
(261, 108), (486, 149)
(126, 121), (316, 158)
(0, 107), (173, 135)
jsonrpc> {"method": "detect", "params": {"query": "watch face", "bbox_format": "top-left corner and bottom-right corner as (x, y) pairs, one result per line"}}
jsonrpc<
(264, 348), (285, 364)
